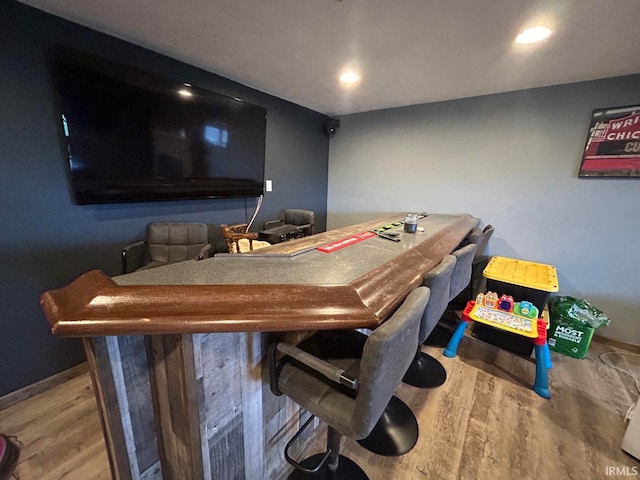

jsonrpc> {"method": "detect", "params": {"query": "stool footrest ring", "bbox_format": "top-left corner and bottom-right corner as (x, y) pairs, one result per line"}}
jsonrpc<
(284, 415), (332, 474)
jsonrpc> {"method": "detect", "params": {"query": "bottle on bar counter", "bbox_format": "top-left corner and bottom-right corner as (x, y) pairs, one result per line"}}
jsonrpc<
(404, 213), (418, 233)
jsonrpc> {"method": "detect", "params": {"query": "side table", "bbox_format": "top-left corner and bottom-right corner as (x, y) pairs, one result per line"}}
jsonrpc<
(258, 224), (307, 244)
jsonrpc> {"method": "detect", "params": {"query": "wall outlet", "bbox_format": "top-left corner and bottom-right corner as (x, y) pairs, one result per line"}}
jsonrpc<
(265, 179), (273, 192)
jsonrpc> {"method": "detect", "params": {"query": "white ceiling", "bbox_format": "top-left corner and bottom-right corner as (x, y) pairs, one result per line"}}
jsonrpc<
(19, 0), (640, 115)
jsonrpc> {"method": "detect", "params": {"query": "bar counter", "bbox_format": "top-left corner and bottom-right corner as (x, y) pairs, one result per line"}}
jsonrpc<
(39, 213), (479, 480)
(41, 214), (478, 337)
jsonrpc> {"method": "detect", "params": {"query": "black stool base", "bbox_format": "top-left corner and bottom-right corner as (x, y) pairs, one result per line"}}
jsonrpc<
(402, 351), (447, 388)
(357, 395), (418, 457)
(288, 454), (368, 480)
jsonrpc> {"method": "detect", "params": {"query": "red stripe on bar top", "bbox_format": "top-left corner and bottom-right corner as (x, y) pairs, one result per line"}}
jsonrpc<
(317, 231), (376, 253)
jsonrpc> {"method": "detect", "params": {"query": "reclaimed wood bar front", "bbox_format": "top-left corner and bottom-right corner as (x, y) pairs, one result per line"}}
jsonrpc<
(40, 213), (479, 480)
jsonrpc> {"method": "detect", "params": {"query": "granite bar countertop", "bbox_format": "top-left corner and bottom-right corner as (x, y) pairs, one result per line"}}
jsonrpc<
(40, 213), (479, 336)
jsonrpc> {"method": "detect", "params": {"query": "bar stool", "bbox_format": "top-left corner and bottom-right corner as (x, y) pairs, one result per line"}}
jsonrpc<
(268, 287), (430, 480)
(425, 243), (477, 347)
(462, 224), (495, 300)
(402, 255), (456, 388)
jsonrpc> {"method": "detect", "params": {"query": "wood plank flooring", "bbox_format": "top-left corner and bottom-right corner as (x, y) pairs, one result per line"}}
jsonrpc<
(0, 372), (110, 479)
(339, 338), (640, 480)
(1, 337), (638, 479)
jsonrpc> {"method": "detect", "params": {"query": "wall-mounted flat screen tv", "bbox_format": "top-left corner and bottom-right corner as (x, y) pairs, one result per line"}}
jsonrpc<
(53, 51), (266, 204)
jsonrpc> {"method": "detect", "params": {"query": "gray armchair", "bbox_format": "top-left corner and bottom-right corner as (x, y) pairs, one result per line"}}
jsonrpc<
(121, 222), (211, 274)
(268, 287), (429, 479)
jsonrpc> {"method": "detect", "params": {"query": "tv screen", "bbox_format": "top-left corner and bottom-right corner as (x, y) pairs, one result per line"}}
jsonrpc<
(53, 52), (266, 204)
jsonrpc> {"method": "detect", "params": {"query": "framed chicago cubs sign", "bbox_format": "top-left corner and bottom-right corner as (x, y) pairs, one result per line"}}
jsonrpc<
(579, 105), (640, 178)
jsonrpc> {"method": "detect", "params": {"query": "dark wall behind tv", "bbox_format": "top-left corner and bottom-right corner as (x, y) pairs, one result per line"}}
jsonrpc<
(0, 1), (329, 396)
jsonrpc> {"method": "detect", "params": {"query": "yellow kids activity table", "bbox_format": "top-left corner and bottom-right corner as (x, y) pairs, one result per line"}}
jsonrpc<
(444, 291), (552, 399)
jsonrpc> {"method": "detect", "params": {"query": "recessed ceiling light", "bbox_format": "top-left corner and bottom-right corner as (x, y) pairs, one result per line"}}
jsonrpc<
(515, 26), (552, 44)
(339, 71), (361, 84)
(178, 89), (193, 97)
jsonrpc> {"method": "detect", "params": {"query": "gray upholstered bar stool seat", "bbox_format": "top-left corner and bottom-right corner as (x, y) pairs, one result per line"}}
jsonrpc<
(448, 224), (495, 305)
(467, 224), (495, 297)
(269, 287), (430, 480)
(425, 243), (477, 347)
(402, 255), (456, 388)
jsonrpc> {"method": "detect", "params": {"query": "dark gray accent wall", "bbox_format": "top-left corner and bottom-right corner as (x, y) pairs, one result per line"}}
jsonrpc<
(0, 1), (329, 396)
